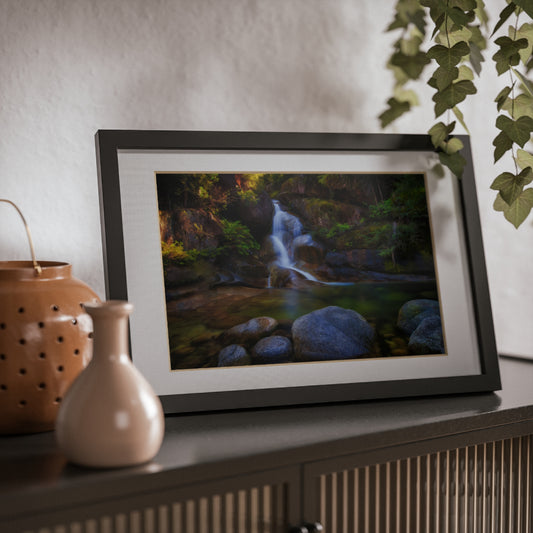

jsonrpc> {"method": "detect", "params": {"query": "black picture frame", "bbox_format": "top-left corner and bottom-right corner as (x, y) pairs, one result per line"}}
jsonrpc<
(95, 130), (501, 414)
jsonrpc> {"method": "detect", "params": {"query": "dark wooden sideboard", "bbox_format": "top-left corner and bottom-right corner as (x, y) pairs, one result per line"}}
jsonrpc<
(1, 356), (533, 533)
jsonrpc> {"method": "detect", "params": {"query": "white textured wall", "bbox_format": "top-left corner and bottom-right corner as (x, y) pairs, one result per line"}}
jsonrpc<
(1, 0), (531, 357)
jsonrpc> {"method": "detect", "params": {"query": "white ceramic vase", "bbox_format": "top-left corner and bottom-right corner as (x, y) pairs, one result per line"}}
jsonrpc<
(55, 300), (164, 468)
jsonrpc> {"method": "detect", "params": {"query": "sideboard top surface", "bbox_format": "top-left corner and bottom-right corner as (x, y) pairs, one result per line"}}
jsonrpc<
(1, 356), (532, 518)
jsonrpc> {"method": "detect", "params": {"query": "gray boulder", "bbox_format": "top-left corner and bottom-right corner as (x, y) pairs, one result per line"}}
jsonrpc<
(292, 306), (374, 361)
(252, 336), (293, 364)
(408, 316), (445, 354)
(218, 345), (251, 367)
(223, 316), (279, 346)
(397, 299), (440, 335)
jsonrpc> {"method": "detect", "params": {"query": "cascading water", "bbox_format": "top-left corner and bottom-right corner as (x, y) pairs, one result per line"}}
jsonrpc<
(269, 200), (320, 284)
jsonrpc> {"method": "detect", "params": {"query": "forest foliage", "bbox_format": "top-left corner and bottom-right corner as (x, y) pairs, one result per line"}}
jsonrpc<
(157, 172), (434, 275)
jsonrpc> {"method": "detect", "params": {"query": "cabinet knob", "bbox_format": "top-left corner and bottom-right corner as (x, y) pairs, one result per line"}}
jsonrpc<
(289, 522), (324, 533)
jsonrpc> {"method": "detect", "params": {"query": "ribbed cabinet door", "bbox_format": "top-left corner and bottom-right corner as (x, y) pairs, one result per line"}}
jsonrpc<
(4, 465), (301, 533)
(303, 436), (533, 533)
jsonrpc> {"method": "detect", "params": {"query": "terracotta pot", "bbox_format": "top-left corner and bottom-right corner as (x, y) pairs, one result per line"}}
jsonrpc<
(0, 261), (99, 434)
(56, 300), (165, 468)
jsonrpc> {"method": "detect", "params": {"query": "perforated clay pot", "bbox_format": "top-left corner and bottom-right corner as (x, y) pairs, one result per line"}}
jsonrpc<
(0, 200), (99, 434)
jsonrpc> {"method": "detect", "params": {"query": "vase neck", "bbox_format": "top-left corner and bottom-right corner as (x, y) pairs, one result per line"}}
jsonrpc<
(85, 301), (133, 361)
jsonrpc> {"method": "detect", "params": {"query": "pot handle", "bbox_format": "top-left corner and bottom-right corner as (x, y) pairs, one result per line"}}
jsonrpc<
(0, 199), (42, 276)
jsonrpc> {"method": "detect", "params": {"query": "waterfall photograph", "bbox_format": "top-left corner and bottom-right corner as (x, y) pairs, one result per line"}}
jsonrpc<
(156, 172), (445, 370)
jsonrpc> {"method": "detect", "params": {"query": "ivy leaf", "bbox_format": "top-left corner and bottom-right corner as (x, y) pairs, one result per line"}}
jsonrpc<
(515, 0), (533, 20)
(501, 93), (533, 118)
(493, 130), (514, 162)
(517, 148), (533, 169)
(512, 68), (533, 96)
(428, 121), (456, 147)
(452, 106), (470, 133)
(493, 192), (508, 212)
(495, 86), (513, 111)
(469, 42), (484, 76)
(435, 26), (472, 47)
(393, 87), (420, 106)
(387, 0), (427, 33)
(457, 65), (474, 81)
(503, 188), (533, 228)
(491, 2), (517, 37)
(433, 79), (477, 116)
(400, 33), (425, 56)
(443, 137), (464, 154)
(391, 51), (431, 79)
(434, 65), (459, 90)
(493, 36), (529, 75)
(427, 41), (470, 69)
(438, 150), (467, 178)
(490, 167), (533, 204)
(495, 114), (533, 147)
(420, 0), (475, 28)
(513, 23), (533, 64)
(379, 98), (411, 128)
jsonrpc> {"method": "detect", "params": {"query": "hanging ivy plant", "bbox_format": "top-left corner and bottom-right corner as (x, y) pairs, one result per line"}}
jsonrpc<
(380, 0), (533, 228)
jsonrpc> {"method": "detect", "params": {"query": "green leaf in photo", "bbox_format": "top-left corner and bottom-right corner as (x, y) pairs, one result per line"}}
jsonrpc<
(493, 192), (509, 212)
(493, 130), (514, 162)
(515, 0), (533, 20)
(512, 23), (533, 64)
(400, 33), (425, 56)
(452, 106), (470, 133)
(503, 188), (533, 227)
(442, 136), (464, 154)
(393, 87), (420, 106)
(493, 36), (529, 75)
(427, 41), (470, 69)
(428, 121), (456, 147)
(457, 65), (474, 81)
(469, 41), (485, 76)
(433, 79), (477, 116)
(501, 93), (533, 118)
(495, 86), (513, 111)
(491, 2), (517, 37)
(490, 167), (533, 205)
(391, 50), (431, 79)
(438, 150), (467, 177)
(435, 26), (472, 47)
(512, 68), (533, 96)
(495, 114), (533, 147)
(517, 148), (533, 169)
(434, 65), (459, 90)
(379, 98), (411, 128)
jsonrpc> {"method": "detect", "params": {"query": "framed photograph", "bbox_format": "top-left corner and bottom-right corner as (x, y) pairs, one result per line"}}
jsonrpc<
(95, 130), (500, 413)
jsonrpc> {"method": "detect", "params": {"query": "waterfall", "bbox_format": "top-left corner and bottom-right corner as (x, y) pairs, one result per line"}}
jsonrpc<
(269, 201), (319, 283)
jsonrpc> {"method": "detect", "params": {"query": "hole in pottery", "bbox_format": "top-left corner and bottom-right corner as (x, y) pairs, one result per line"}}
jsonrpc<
(57, 365), (64, 372)
(72, 318), (78, 325)
(57, 336), (64, 343)
(37, 382), (46, 390)
(39, 352), (46, 359)
(54, 397), (62, 404)
(18, 400), (27, 407)
(19, 339), (26, 345)
(0, 354), (5, 361)
(74, 349), (80, 355)
(88, 332), (94, 339)
(0, 385), (7, 391)
(19, 368), (26, 375)
(38, 322), (45, 328)
(0, 323), (5, 329)
(51, 305), (59, 312)
(18, 307), (24, 313)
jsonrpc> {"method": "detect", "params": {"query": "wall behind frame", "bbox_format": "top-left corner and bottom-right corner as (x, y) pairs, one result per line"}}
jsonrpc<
(1, 0), (531, 357)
